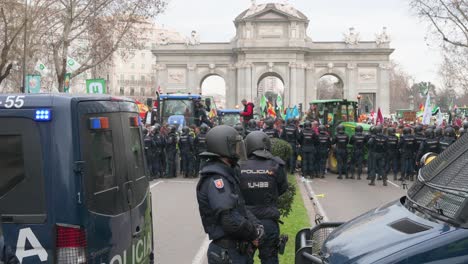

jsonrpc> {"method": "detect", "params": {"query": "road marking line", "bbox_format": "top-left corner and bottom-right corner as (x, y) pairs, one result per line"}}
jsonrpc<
(387, 180), (400, 188)
(150, 181), (164, 189)
(304, 181), (330, 222)
(169, 180), (197, 184)
(192, 235), (210, 264)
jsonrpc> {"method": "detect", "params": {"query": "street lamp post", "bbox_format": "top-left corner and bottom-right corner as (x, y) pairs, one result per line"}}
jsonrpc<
(21, 0), (28, 93)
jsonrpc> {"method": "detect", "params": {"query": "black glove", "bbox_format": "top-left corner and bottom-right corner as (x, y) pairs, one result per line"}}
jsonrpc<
(256, 225), (265, 241)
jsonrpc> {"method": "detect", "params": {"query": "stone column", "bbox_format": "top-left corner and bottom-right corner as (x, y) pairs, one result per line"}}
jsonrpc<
(226, 64), (237, 108)
(187, 64), (197, 94)
(155, 64), (167, 93)
(346, 63), (357, 100)
(296, 63), (306, 107)
(379, 63), (390, 116)
(245, 63), (253, 102)
(289, 62), (297, 107)
(305, 64), (316, 103)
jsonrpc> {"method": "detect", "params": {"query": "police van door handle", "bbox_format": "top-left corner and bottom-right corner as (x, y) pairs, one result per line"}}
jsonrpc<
(133, 226), (142, 238)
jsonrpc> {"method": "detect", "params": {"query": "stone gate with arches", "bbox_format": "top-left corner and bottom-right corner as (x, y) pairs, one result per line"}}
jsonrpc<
(152, 2), (394, 115)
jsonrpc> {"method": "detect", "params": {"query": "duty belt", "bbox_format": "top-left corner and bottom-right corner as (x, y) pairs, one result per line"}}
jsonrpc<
(213, 238), (241, 249)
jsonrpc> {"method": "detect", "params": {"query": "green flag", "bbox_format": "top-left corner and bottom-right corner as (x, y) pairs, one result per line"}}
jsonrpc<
(276, 94), (283, 118)
(260, 95), (267, 112)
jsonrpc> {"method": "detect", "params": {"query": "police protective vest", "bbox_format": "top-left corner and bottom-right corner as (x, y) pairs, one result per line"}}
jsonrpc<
(387, 135), (399, 152)
(400, 135), (416, 156)
(196, 162), (252, 241)
(415, 133), (426, 150)
(439, 137), (456, 152)
(373, 135), (387, 153)
(179, 134), (192, 152)
(195, 133), (208, 154)
(318, 133), (331, 152)
(239, 157), (284, 220)
(166, 133), (178, 151)
(425, 138), (440, 153)
(352, 133), (366, 151)
(335, 133), (349, 150)
(144, 135), (155, 156)
(301, 129), (317, 152)
(285, 126), (297, 143)
(153, 134), (165, 154)
(264, 128), (279, 139)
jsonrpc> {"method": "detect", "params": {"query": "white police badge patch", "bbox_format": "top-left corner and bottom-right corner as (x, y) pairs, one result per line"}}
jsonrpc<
(214, 179), (224, 189)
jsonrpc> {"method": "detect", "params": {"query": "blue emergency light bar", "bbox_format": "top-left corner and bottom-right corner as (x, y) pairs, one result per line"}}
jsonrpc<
(35, 109), (52, 122)
(89, 117), (109, 130)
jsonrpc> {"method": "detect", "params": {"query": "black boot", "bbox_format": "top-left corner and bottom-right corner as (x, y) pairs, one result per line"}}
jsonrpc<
(357, 175), (361, 180)
(369, 180), (376, 186)
(383, 179), (388, 186)
(393, 174), (397, 181)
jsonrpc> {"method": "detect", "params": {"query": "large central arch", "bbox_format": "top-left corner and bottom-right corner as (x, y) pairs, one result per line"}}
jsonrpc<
(149, 2), (394, 115)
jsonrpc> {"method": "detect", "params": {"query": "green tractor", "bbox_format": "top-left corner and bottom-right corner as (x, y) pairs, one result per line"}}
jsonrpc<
(309, 99), (371, 173)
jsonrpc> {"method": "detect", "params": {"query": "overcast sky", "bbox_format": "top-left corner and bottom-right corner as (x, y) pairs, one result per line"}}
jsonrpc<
(156, 0), (442, 97)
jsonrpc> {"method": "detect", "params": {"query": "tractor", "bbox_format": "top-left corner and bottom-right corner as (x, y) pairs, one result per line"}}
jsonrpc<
(217, 109), (241, 126)
(309, 99), (371, 173)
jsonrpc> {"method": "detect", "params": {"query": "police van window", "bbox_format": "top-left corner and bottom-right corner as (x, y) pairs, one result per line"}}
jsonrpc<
(80, 113), (127, 216)
(0, 118), (46, 223)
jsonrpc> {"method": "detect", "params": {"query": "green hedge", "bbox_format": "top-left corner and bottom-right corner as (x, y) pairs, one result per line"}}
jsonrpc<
(271, 138), (296, 218)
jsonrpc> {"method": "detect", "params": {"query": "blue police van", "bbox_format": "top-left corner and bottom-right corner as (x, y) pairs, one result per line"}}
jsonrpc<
(296, 134), (468, 264)
(0, 94), (154, 263)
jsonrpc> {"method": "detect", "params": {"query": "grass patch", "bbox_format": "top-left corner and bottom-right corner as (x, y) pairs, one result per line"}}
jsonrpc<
(254, 174), (311, 263)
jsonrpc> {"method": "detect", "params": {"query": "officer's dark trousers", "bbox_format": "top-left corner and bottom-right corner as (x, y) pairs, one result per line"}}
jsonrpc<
(367, 151), (374, 178)
(335, 149), (348, 177)
(372, 152), (386, 181)
(318, 150), (328, 176)
(248, 219), (279, 264)
(165, 150), (177, 178)
(180, 152), (192, 177)
(349, 150), (364, 177)
(401, 156), (414, 179)
(152, 153), (164, 179)
(288, 143), (297, 173)
(386, 151), (399, 178)
(208, 242), (248, 264)
(301, 151), (315, 176)
(145, 153), (154, 177)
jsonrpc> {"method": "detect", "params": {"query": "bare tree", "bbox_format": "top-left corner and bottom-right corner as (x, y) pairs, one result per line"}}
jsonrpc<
(411, 0), (468, 48)
(389, 61), (415, 112)
(44, 0), (166, 92)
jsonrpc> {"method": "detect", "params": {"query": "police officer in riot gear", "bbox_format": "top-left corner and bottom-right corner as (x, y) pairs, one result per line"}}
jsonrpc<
(152, 124), (166, 179)
(144, 127), (156, 178)
(333, 125), (349, 179)
(235, 123), (246, 138)
(179, 126), (194, 178)
(439, 126), (457, 152)
(368, 125), (388, 186)
(386, 127), (399, 181)
(460, 121), (468, 137)
(317, 125), (331, 178)
(196, 125), (264, 264)
(240, 131), (288, 264)
(434, 127), (443, 141)
(281, 119), (299, 173)
(194, 125), (210, 175)
(349, 125), (366, 180)
(300, 121), (318, 178)
(245, 119), (259, 136)
(399, 127), (416, 181)
(165, 125), (178, 178)
(366, 126), (376, 180)
(414, 125), (426, 171)
(418, 128), (440, 160)
(263, 118), (280, 139)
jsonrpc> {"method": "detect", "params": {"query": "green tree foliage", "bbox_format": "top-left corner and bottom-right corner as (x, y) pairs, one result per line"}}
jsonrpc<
(271, 138), (296, 218)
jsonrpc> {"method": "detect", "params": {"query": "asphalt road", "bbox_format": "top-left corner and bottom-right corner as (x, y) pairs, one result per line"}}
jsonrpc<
(303, 175), (411, 222)
(150, 178), (208, 264)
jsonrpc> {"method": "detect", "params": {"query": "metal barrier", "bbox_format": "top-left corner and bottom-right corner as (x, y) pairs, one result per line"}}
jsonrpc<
(295, 222), (344, 264)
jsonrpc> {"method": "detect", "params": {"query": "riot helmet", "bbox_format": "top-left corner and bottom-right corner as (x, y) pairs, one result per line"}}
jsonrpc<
(169, 125), (177, 134)
(434, 127), (442, 138)
(445, 127), (456, 137)
(425, 128), (434, 138)
(154, 124), (161, 134)
(374, 125), (383, 134)
(245, 131), (272, 158)
(287, 119), (294, 125)
(337, 125), (345, 134)
(248, 119), (257, 129)
(203, 125), (247, 161)
(415, 125), (423, 134)
(182, 126), (190, 135)
(304, 121), (312, 129)
(463, 121), (468, 130)
(355, 125), (363, 133)
(387, 127), (396, 136)
(403, 127), (411, 135)
(234, 123), (244, 135)
(319, 125), (327, 134)
(265, 118), (274, 129)
(370, 126), (376, 135)
(200, 125), (209, 134)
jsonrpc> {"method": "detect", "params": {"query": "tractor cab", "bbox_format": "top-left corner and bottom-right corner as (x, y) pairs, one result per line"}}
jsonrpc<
(310, 99), (358, 136)
(217, 109), (241, 126)
(158, 94), (216, 128)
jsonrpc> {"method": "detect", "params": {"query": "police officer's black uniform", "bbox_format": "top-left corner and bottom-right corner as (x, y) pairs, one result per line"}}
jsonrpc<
(196, 125), (263, 264)
(194, 126), (209, 175)
(439, 127), (457, 152)
(366, 126), (376, 180)
(179, 126), (194, 178)
(240, 131), (288, 264)
(165, 126), (178, 178)
(152, 124), (166, 179)
(418, 128), (440, 160)
(349, 125), (366, 180)
(299, 121), (318, 178)
(368, 125), (388, 186)
(317, 125), (331, 178)
(332, 125), (349, 179)
(386, 127), (399, 181)
(414, 125), (426, 172)
(144, 129), (156, 178)
(281, 120), (299, 174)
(399, 127), (416, 181)
(263, 119), (280, 139)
